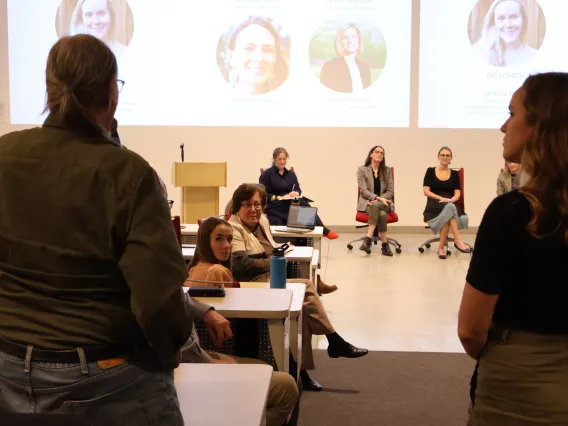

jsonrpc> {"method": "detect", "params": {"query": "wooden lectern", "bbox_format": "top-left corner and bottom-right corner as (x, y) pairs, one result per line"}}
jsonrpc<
(172, 162), (227, 223)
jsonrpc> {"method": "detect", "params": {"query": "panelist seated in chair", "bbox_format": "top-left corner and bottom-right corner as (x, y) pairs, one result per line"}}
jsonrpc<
(496, 161), (521, 195)
(356, 145), (394, 256)
(227, 183), (368, 392)
(423, 147), (471, 259)
(181, 217), (298, 426)
(259, 147), (338, 239)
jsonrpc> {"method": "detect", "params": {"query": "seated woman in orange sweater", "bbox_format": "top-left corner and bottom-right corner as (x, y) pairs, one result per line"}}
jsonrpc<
(184, 217), (298, 426)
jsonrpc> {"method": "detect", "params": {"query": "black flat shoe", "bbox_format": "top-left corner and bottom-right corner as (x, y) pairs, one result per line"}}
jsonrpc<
(454, 243), (472, 254)
(438, 253), (447, 260)
(301, 371), (323, 392)
(327, 343), (369, 359)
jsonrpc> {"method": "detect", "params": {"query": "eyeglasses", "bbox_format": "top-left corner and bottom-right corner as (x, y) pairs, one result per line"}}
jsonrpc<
(374, 150), (384, 155)
(117, 79), (125, 93)
(439, 154), (452, 158)
(241, 202), (262, 210)
(167, 200), (174, 210)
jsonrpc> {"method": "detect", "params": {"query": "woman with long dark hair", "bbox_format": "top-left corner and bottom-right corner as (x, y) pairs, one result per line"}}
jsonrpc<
(356, 145), (394, 255)
(459, 72), (568, 424)
(186, 216), (235, 287)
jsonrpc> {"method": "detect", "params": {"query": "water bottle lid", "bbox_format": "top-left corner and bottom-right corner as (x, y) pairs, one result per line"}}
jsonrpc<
(272, 243), (289, 257)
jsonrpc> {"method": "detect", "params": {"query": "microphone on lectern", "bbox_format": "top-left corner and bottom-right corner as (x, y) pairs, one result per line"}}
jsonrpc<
(180, 143), (185, 162)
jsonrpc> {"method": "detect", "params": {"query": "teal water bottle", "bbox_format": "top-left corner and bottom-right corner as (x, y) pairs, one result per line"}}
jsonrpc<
(270, 243), (289, 289)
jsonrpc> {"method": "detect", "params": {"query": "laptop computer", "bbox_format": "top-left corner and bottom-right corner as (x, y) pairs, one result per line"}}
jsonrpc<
(273, 205), (318, 233)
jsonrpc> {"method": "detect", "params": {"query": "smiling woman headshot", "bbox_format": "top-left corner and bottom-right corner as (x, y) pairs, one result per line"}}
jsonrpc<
(468, 0), (546, 68)
(310, 19), (387, 93)
(217, 16), (290, 95)
(56, 0), (135, 57)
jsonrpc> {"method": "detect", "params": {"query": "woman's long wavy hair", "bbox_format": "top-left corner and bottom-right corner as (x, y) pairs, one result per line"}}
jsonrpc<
(187, 217), (233, 272)
(364, 145), (387, 183)
(481, 0), (529, 67)
(519, 72), (568, 244)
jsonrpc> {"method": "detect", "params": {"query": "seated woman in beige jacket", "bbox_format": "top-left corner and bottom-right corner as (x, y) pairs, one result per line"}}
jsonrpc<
(496, 161), (521, 196)
(228, 183), (368, 392)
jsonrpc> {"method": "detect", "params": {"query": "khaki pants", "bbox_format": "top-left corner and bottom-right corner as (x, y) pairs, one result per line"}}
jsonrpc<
(208, 352), (298, 426)
(288, 279), (335, 370)
(468, 327), (568, 425)
(365, 202), (389, 232)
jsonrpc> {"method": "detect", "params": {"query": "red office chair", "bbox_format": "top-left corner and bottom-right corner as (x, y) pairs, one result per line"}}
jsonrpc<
(418, 168), (473, 256)
(346, 167), (402, 254)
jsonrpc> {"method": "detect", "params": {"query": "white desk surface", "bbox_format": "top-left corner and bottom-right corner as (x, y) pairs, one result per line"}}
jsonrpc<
(239, 282), (306, 318)
(184, 287), (292, 319)
(175, 364), (272, 426)
(182, 246), (313, 262)
(181, 223), (323, 239)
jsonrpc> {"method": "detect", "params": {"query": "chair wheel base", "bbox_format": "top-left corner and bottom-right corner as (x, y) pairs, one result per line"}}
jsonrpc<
(425, 243), (431, 249)
(447, 251), (452, 257)
(396, 248), (402, 254)
(418, 247), (425, 253)
(347, 244), (353, 250)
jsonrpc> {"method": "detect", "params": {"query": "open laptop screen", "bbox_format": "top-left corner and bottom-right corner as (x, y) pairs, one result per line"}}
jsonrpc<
(288, 206), (318, 228)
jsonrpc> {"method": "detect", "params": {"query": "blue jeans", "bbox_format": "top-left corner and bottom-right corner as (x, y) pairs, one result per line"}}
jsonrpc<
(0, 349), (184, 425)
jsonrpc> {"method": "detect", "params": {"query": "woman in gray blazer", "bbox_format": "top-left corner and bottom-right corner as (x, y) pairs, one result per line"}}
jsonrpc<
(496, 161), (521, 196)
(357, 146), (394, 255)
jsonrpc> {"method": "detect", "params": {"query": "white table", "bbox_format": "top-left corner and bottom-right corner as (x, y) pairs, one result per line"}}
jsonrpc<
(175, 363), (272, 426)
(185, 287), (292, 373)
(240, 282), (306, 383)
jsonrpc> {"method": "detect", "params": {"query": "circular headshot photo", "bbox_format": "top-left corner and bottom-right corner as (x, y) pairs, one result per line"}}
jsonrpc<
(216, 16), (290, 96)
(468, 0), (546, 68)
(55, 0), (135, 57)
(309, 19), (387, 94)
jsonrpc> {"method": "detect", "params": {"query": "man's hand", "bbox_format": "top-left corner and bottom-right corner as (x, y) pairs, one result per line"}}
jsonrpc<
(375, 197), (391, 205)
(203, 310), (233, 346)
(288, 191), (300, 198)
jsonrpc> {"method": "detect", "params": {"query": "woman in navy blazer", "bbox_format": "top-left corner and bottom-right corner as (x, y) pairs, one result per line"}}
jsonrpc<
(259, 147), (338, 239)
(319, 23), (371, 93)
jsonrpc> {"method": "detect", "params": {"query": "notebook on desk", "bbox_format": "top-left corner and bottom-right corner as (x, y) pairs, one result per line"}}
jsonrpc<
(273, 206), (318, 234)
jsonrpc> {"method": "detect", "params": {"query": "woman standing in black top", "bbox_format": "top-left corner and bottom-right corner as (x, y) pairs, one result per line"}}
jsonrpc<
(259, 147), (338, 239)
(422, 147), (470, 259)
(459, 72), (568, 425)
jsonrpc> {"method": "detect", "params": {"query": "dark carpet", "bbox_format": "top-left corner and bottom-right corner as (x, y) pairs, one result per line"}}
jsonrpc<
(299, 350), (475, 426)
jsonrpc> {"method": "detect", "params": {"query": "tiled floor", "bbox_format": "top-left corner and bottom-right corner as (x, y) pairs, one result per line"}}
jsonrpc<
(312, 233), (476, 354)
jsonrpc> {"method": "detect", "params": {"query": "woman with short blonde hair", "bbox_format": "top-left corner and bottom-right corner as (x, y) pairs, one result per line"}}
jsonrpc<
(320, 23), (371, 93)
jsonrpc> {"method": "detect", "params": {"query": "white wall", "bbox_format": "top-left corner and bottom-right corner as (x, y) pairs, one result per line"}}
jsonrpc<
(0, 0), (504, 227)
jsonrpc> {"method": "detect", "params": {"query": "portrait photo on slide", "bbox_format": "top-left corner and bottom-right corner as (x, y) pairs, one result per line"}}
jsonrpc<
(55, 0), (135, 57)
(216, 16), (291, 96)
(468, 0), (546, 68)
(309, 17), (387, 94)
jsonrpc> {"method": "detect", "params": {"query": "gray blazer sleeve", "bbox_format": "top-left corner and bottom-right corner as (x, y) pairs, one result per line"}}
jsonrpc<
(381, 168), (394, 201)
(357, 167), (375, 201)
